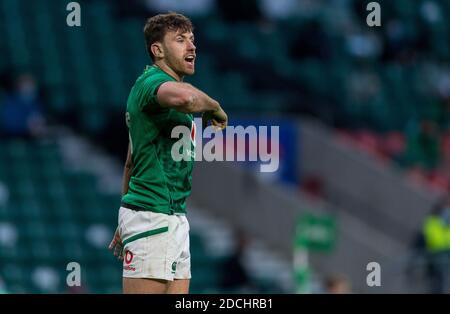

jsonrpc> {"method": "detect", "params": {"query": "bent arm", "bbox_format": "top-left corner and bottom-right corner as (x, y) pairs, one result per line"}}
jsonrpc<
(156, 81), (221, 114)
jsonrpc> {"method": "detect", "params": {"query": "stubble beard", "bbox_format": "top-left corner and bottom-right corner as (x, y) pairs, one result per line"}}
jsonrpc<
(166, 51), (194, 79)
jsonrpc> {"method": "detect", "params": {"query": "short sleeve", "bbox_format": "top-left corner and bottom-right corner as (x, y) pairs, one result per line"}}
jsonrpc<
(139, 73), (172, 111)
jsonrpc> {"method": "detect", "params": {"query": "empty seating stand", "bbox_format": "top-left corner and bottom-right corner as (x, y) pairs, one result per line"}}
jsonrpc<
(0, 139), (227, 293)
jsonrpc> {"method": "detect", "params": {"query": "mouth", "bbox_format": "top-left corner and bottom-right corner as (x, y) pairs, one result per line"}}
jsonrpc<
(184, 55), (195, 67)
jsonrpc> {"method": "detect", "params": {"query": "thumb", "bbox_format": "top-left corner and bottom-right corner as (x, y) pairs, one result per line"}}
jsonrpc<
(108, 238), (116, 250)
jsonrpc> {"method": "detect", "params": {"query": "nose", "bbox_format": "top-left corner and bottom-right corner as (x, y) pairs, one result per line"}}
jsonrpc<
(188, 40), (196, 51)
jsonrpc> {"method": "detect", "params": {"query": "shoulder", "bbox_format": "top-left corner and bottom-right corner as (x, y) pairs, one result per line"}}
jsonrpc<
(131, 66), (176, 111)
(140, 66), (174, 87)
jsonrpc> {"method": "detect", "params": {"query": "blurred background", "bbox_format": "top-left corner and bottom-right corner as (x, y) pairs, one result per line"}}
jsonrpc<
(0, 0), (450, 293)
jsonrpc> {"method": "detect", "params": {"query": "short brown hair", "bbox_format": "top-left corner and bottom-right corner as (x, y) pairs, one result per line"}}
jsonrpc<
(144, 12), (193, 61)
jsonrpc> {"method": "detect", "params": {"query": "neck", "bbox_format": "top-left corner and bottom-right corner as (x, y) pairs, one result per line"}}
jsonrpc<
(153, 60), (183, 82)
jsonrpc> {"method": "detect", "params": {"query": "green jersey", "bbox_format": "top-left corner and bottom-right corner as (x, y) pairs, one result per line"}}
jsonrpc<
(122, 65), (195, 215)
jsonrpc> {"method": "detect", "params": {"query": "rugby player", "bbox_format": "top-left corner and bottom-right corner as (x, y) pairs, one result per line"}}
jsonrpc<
(108, 12), (227, 294)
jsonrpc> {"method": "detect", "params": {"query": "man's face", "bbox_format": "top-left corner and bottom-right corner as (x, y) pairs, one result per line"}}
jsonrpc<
(161, 29), (196, 77)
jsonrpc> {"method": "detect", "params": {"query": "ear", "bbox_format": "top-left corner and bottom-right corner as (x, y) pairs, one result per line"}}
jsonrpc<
(151, 42), (164, 59)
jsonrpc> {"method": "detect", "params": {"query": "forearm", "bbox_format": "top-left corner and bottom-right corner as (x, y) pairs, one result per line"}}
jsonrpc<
(181, 84), (221, 114)
(121, 163), (133, 196)
(158, 81), (221, 114)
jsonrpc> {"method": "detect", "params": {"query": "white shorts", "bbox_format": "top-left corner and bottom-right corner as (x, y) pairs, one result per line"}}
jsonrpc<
(118, 206), (191, 281)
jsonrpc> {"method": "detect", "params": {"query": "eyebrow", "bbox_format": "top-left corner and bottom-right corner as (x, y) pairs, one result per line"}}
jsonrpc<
(175, 33), (194, 40)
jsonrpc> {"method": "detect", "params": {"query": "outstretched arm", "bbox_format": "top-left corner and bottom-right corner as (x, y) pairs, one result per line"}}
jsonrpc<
(157, 81), (220, 113)
(157, 82), (228, 129)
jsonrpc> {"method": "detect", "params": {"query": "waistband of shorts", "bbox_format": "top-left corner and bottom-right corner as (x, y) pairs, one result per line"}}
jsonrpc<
(121, 202), (186, 216)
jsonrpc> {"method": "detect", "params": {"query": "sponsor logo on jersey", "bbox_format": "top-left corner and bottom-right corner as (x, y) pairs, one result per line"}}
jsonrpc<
(123, 250), (136, 272)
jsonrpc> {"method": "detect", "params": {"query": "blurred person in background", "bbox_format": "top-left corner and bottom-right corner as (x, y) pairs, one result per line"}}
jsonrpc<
(421, 197), (450, 293)
(108, 12), (227, 294)
(0, 73), (46, 139)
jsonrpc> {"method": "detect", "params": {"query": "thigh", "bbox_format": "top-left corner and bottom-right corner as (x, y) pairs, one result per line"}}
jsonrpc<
(166, 279), (190, 294)
(119, 208), (172, 280)
(169, 215), (191, 280)
(123, 278), (168, 294)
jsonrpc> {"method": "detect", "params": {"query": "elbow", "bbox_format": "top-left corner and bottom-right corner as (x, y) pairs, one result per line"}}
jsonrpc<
(175, 93), (196, 113)
(158, 83), (196, 112)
